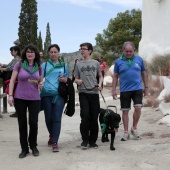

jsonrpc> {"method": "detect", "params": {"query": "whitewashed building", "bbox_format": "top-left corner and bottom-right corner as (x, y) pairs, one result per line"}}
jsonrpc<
(139, 0), (170, 61)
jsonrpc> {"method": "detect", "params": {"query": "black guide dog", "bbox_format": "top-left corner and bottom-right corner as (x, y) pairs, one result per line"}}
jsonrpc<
(99, 106), (121, 150)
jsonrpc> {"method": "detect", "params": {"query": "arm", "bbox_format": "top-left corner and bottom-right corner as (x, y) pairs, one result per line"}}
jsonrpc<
(0, 67), (7, 71)
(141, 71), (148, 96)
(74, 75), (83, 85)
(98, 72), (103, 91)
(112, 73), (119, 99)
(8, 70), (18, 106)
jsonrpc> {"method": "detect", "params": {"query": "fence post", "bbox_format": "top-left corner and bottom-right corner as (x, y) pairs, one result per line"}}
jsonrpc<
(2, 82), (7, 113)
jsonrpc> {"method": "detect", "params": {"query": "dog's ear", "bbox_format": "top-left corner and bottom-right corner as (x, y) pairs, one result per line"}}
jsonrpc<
(114, 113), (121, 122)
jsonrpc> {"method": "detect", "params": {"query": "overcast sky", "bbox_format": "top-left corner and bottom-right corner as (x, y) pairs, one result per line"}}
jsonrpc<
(0, 0), (142, 63)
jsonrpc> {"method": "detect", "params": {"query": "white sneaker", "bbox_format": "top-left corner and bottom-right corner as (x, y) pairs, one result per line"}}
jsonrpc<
(131, 129), (141, 140)
(121, 133), (130, 141)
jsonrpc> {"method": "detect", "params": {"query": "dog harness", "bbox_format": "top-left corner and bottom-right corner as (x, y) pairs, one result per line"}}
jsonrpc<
(100, 110), (110, 135)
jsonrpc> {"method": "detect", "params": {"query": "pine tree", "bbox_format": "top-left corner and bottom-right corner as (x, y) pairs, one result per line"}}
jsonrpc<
(37, 31), (43, 52)
(18, 0), (38, 50)
(44, 22), (51, 57)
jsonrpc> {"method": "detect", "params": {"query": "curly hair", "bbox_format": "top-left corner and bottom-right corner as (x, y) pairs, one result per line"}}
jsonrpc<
(21, 44), (41, 66)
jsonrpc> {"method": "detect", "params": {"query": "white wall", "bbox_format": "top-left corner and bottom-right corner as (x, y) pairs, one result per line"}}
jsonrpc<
(139, 0), (170, 61)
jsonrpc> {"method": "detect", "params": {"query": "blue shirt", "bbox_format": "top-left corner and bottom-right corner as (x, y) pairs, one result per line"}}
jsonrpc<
(40, 61), (69, 97)
(114, 56), (146, 92)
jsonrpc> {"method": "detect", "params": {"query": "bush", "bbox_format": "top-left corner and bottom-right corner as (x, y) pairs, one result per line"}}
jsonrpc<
(148, 54), (170, 76)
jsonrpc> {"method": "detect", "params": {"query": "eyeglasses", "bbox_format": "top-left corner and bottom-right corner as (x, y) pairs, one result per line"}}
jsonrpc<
(26, 51), (35, 54)
(79, 48), (89, 51)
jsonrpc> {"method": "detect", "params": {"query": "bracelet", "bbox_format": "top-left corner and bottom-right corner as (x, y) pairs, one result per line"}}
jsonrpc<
(9, 95), (13, 97)
(144, 86), (148, 89)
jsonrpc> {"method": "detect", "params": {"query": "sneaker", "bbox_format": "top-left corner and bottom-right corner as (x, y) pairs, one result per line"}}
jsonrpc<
(48, 135), (53, 146)
(19, 150), (29, 158)
(31, 147), (39, 156)
(81, 141), (88, 149)
(10, 112), (18, 118)
(89, 143), (98, 149)
(131, 129), (141, 139)
(52, 143), (59, 152)
(121, 133), (130, 141)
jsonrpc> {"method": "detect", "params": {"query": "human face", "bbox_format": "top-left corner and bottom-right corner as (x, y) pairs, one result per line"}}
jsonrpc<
(123, 44), (134, 59)
(49, 47), (59, 62)
(79, 46), (91, 57)
(10, 50), (18, 57)
(26, 49), (35, 61)
(39, 52), (43, 58)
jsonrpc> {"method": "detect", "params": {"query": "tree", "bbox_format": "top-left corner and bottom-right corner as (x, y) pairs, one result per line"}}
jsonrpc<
(95, 9), (141, 65)
(44, 22), (51, 57)
(18, 0), (38, 50)
(37, 31), (43, 52)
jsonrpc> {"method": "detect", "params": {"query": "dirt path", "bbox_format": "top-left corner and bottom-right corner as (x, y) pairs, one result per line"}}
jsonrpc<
(0, 87), (170, 170)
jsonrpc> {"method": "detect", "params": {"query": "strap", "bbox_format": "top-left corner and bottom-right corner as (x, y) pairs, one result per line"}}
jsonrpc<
(44, 62), (47, 77)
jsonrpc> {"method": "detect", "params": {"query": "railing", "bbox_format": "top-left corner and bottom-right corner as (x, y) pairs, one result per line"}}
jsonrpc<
(0, 83), (8, 118)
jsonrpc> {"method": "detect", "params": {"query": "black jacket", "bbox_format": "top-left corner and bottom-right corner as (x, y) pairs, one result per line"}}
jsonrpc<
(64, 78), (75, 117)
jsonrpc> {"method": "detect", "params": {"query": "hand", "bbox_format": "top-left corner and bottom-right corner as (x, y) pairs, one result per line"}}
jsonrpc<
(59, 77), (68, 83)
(112, 90), (117, 100)
(8, 96), (14, 106)
(143, 88), (149, 97)
(38, 81), (43, 90)
(76, 79), (83, 85)
(98, 84), (102, 91)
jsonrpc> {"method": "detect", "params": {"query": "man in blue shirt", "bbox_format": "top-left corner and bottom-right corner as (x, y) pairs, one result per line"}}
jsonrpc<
(112, 41), (148, 141)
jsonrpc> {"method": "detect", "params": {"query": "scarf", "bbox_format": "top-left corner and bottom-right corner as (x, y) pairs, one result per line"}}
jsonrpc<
(21, 60), (39, 74)
(44, 58), (65, 104)
(120, 54), (135, 68)
(47, 58), (65, 75)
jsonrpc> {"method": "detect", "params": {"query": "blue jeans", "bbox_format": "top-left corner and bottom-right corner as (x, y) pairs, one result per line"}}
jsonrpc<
(41, 96), (65, 143)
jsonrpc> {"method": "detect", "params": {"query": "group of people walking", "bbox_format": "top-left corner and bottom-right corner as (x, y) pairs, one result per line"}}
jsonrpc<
(1, 41), (148, 159)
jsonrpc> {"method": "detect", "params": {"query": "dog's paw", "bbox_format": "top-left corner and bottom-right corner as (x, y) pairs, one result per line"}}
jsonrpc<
(110, 147), (115, 151)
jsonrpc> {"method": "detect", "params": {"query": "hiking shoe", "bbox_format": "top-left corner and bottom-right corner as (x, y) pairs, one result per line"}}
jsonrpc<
(52, 143), (59, 152)
(131, 129), (141, 139)
(48, 135), (53, 146)
(19, 150), (29, 158)
(121, 133), (130, 141)
(10, 112), (18, 118)
(81, 141), (88, 149)
(89, 143), (98, 149)
(31, 147), (39, 156)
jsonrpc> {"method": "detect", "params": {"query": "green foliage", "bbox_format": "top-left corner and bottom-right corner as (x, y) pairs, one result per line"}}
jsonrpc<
(37, 31), (43, 52)
(95, 9), (141, 61)
(18, 0), (38, 50)
(44, 22), (51, 58)
(148, 55), (170, 76)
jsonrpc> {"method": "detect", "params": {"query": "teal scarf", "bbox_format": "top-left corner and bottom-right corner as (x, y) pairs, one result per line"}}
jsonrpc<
(22, 60), (39, 74)
(120, 54), (135, 68)
(47, 58), (65, 75)
(45, 58), (65, 104)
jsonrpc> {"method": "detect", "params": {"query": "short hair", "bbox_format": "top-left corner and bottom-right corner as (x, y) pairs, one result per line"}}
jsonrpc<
(80, 42), (93, 55)
(48, 44), (60, 52)
(122, 41), (135, 50)
(10, 46), (21, 56)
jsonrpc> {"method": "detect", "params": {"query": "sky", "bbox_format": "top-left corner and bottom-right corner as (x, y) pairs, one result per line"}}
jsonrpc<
(0, 0), (142, 63)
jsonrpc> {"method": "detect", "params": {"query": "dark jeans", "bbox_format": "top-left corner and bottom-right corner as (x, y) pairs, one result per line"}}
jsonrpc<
(41, 96), (65, 143)
(14, 99), (40, 151)
(79, 93), (100, 144)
